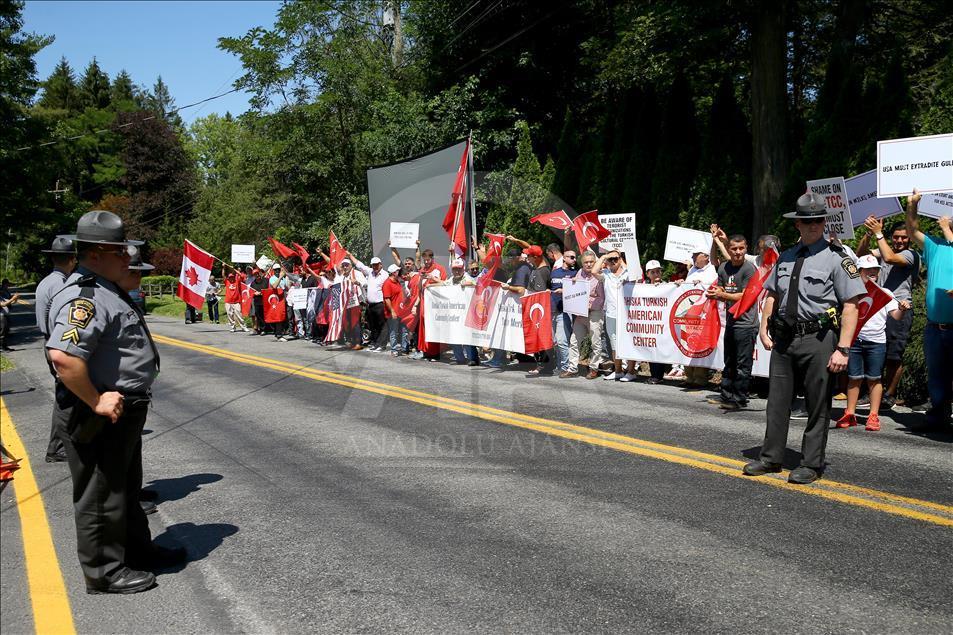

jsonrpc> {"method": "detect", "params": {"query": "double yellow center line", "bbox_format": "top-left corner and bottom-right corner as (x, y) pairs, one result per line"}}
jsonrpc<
(153, 334), (953, 528)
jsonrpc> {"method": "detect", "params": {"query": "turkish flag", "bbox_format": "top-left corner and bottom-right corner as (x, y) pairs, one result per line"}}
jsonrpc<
(177, 239), (214, 309)
(442, 139), (470, 256)
(395, 273), (421, 330)
(239, 283), (254, 317)
(465, 280), (501, 331)
(291, 242), (310, 262)
(729, 246), (779, 319)
(262, 288), (287, 323)
(521, 291), (553, 353)
(328, 230), (346, 269)
(851, 280), (893, 344)
(484, 232), (505, 267)
(268, 237), (297, 260)
(571, 210), (611, 253)
(530, 210), (572, 231)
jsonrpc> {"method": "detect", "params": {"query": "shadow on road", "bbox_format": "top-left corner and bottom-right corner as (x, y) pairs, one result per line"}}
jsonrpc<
(146, 472), (223, 503)
(153, 521), (239, 575)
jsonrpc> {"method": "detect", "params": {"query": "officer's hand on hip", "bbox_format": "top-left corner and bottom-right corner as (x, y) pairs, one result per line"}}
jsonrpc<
(827, 349), (848, 373)
(94, 391), (124, 424)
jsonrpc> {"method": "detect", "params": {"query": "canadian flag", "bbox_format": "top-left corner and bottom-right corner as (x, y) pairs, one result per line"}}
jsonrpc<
(530, 209), (572, 230)
(177, 240), (214, 309)
(571, 210), (611, 253)
(851, 280), (893, 344)
(521, 290), (553, 353)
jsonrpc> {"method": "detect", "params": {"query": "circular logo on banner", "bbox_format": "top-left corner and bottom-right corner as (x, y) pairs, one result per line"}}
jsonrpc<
(669, 288), (716, 359)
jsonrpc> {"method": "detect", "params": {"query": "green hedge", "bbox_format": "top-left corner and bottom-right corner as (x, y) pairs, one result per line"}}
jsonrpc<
(140, 275), (178, 286)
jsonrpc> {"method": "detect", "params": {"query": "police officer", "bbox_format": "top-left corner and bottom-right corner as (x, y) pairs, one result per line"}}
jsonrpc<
(46, 211), (182, 594)
(743, 192), (866, 484)
(35, 235), (76, 462)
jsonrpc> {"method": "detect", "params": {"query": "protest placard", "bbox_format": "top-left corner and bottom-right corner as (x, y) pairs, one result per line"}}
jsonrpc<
(663, 225), (712, 264)
(615, 282), (724, 369)
(918, 192), (953, 219)
(598, 212), (643, 279)
(561, 278), (590, 317)
(845, 170), (902, 226)
(231, 244), (256, 263)
(807, 176), (855, 239)
(288, 287), (310, 307)
(389, 222), (419, 250)
(256, 255), (274, 270)
(877, 133), (953, 198)
(425, 285), (525, 353)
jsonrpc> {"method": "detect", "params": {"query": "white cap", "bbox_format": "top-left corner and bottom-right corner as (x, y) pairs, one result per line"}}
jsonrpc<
(272, 263), (281, 269)
(452, 258), (465, 268)
(387, 264), (399, 273)
(370, 256), (382, 265)
(645, 259), (662, 270)
(340, 258), (352, 266)
(856, 254), (880, 269)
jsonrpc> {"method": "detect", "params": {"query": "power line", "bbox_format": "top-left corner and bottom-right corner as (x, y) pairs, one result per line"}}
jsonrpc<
(455, 9), (559, 73)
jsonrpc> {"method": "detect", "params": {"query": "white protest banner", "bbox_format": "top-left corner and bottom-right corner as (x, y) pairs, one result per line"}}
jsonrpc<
(845, 170), (902, 226)
(598, 212), (643, 280)
(256, 255), (274, 270)
(389, 222), (419, 250)
(807, 176), (855, 239)
(616, 282), (724, 369)
(561, 278), (590, 317)
(663, 225), (712, 264)
(877, 133), (953, 198)
(231, 244), (256, 263)
(288, 287), (310, 307)
(918, 192), (953, 220)
(425, 285), (525, 353)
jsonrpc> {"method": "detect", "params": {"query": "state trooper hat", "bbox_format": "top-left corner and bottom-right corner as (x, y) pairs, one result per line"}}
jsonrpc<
(63, 210), (143, 246)
(783, 192), (828, 220)
(41, 235), (75, 254)
(126, 245), (155, 271)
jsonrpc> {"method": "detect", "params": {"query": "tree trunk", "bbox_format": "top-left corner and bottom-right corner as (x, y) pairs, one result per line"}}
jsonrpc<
(749, 1), (788, 241)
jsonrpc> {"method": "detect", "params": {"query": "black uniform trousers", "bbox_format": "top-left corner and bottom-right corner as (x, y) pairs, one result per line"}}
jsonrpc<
(720, 325), (757, 405)
(60, 399), (152, 583)
(760, 328), (836, 470)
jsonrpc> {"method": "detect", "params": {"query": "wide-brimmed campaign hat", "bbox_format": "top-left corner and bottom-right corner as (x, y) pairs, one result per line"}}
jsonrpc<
(41, 235), (75, 254)
(783, 192), (828, 220)
(62, 210), (143, 246)
(126, 245), (155, 271)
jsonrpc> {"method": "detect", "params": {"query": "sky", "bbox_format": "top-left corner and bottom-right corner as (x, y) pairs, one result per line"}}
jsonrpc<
(23, 0), (282, 124)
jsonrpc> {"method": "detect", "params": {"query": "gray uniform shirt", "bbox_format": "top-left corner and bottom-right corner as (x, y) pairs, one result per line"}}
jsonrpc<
(46, 267), (159, 393)
(877, 248), (919, 302)
(35, 269), (69, 338)
(764, 239), (866, 321)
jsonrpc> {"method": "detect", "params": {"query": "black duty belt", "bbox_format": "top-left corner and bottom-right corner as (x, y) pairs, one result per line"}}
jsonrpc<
(791, 319), (831, 336)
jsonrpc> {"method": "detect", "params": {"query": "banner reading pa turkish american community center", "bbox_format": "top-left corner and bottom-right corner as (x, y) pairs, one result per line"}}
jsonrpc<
(424, 285), (525, 353)
(615, 282), (725, 370)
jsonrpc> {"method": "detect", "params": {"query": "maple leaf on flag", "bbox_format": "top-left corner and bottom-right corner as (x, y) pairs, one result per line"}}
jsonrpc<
(185, 266), (199, 286)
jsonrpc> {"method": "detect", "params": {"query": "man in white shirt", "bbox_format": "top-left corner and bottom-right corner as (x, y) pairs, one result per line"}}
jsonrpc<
(350, 253), (388, 350)
(592, 250), (638, 381)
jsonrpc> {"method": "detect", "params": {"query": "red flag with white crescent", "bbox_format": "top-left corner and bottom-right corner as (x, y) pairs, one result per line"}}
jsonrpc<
(329, 230), (346, 269)
(177, 239), (215, 309)
(729, 246), (779, 319)
(851, 280), (893, 344)
(484, 232), (505, 268)
(239, 283), (254, 317)
(521, 290), (553, 353)
(268, 236), (297, 260)
(530, 209), (572, 231)
(262, 288), (287, 323)
(395, 273), (421, 330)
(465, 280), (501, 331)
(442, 139), (470, 256)
(571, 210), (611, 253)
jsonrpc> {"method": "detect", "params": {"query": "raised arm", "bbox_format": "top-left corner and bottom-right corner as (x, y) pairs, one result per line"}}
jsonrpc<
(905, 189), (926, 248)
(709, 224), (729, 266)
(939, 216), (953, 243)
(506, 234), (530, 250)
(863, 216), (905, 265)
(389, 243), (402, 267)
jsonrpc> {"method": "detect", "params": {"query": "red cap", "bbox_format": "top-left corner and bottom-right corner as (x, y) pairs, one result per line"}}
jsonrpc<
(522, 245), (543, 257)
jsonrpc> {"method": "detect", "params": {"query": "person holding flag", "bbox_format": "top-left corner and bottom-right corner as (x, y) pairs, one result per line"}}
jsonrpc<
(834, 255), (909, 432)
(221, 264), (249, 333)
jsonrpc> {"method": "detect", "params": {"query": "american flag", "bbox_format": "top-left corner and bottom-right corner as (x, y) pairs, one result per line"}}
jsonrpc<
(323, 279), (353, 343)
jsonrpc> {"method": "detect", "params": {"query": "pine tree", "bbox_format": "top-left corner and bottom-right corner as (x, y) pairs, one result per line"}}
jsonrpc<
(78, 57), (111, 109)
(551, 108), (581, 211)
(110, 69), (136, 108)
(144, 75), (183, 128)
(37, 56), (78, 111)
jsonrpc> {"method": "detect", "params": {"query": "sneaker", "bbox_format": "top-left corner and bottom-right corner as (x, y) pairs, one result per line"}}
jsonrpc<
(391, 350), (401, 357)
(790, 408), (809, 420)
(833, 392), (847, 401)
(603, 372), (618, 381)
(559, 370), (577, 378)
(230, 326), (236, 333)
(865, 413), (881, 431)
(835, 412), (858, 428)
(619, 373), (638, 382)
(881, 394), (896, 411)
(277, 337), (289, 342)
(855, 396), (870, 410)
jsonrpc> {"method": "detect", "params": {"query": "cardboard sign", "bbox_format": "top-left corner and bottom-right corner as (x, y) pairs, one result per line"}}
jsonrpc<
(389, 222), (419, 250)
(561, 278), (590, 317)
(807, 176), (855, 239)
(231, 244), (256, 263)
(918, 192), (953, 219)
(663, 225), (712, 264)
(845, 170), (902, 226)
(255, 255), (274, 270)
(877, 133), (953, 198)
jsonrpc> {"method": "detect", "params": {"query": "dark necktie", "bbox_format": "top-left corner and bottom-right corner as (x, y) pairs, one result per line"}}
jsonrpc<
(784, 246), (809, 325)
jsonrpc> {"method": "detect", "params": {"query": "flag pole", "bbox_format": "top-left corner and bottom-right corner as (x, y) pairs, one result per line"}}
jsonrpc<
(467, 131), (476, 263)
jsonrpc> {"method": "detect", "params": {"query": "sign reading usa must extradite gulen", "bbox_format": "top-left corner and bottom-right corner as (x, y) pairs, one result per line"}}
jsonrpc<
(877, 133), (953, 198)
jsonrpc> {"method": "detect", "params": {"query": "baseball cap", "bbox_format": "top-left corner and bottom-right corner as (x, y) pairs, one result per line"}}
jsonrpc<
(451, 258), (465, 268)
(387, 264), (399, 273)
(645, 260), (662, 270)
(522, 245), (543, 257)
(272, 263), (281, 269)
(340, 258), (352, 266)
(370, 256), (382, 265)
(855, 254), (880, 269)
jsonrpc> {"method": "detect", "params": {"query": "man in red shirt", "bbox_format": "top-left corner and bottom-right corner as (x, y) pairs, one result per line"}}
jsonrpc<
(382, 264), (407, 356)
(222, 264), (248, 332)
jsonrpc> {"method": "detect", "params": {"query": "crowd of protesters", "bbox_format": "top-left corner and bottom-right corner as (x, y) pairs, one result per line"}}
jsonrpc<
(190, 195), (952, 435)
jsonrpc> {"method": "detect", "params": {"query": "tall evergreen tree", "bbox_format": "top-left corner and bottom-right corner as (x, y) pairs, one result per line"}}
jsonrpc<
(78, 57), (111, 109)
(551, 108), (581, 211)
(110, 69), (136, 107)
(37, 56), (78, 111)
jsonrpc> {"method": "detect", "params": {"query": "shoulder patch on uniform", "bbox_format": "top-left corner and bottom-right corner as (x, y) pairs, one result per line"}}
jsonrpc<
(841, 257), (859, 278)
(67, 298), (95, 328)
(61, 327), (80, 344)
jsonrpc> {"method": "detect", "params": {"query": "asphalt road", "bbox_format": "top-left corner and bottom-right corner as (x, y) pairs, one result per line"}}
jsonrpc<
(2, 303), (951, 633)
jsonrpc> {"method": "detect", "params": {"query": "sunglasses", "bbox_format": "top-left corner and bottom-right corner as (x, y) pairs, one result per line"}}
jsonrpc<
(800, 217), (826, 225)
(96, 246), (130, 257)
(564, 255), (576, 259)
